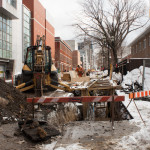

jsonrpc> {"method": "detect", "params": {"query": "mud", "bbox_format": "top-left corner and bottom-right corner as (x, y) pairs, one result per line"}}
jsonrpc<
(0, 120), (140, 150)
(0, 79), (31, 122)
(54, 121), (140, 150)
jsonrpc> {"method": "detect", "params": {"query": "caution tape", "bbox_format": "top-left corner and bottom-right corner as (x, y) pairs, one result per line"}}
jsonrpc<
(27, 96), (125, 103)
(129, 91), (150, 99)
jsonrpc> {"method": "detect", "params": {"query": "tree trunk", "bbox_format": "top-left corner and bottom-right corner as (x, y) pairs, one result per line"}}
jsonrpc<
(110, 48), (118, 67)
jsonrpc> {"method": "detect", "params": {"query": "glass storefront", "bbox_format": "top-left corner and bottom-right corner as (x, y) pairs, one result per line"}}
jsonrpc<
(23, 6), (31, 61)
(0, 14), (12, 59)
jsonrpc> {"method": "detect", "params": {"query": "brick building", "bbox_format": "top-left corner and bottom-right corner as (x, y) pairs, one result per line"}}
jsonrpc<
(55, 37), (72, 72)
(130, 26), (150, 58)
(23, 0), (55, 62)
(72, 50), (80, 69)
(0, 0), (55, 79)
(65, 40), (81, 69)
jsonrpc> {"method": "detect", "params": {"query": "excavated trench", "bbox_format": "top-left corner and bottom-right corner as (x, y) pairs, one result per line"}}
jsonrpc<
(0, 79), (133, 144)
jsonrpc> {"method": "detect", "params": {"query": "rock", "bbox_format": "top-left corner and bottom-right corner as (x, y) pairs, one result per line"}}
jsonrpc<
(0, 97), (9, 107)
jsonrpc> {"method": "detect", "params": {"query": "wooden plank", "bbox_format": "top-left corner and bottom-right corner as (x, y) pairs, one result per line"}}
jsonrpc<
(71, 76), (90, 83)
(91, 84), (111, 87)
(88, 86), (118, 90)
(69, 70), (78, 79)
(109, 64), (113, 80)
(81, 90), (89, 120)
(61, 73), (71, 81)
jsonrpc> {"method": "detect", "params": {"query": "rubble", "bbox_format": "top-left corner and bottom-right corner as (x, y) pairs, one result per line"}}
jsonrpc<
(0, 79), (31, 123)
(18, 120), (60, 142)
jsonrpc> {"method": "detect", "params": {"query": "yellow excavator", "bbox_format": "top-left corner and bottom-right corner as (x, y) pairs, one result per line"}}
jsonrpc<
(15, 35), (71, 97)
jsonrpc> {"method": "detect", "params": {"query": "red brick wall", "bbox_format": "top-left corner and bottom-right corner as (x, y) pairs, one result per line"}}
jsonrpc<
(33, 0), (45, 45)
(55, 42), (60, 61)
(55, 37), (72, 71)
(23, 0), (34, 14)
(23, 0), (55, 60)
(131, 32), (150, 58)
(72, 50), (80, 68)
(34, 1), (45, 26)
(0, 0), (2, 7)
(46, 20), (55, 61)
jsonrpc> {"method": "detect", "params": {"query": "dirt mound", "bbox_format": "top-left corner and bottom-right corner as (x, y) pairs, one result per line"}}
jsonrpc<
(0, 79), (31, 122)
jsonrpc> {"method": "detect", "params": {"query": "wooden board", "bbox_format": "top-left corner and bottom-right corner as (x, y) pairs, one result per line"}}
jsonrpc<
(71, 76), (90, 83)
(69, 70), (78, 79)
(61, 72), (71, 81)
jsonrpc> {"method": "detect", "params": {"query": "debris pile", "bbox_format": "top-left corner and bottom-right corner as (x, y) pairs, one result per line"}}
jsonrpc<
(18, 120), (60, 142)
(0, 79), (31, 123)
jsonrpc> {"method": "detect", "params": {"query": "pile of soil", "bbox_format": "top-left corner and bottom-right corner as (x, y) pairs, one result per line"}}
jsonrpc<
(0, 79), (31, 122)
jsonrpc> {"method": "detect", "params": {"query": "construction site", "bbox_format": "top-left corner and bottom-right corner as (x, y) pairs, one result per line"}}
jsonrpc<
(1, 0), (150, 150)
(1, 56), (150, 150)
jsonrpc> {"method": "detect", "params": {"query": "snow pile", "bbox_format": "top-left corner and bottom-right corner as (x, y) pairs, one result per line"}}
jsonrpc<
(103, 70), (108, 76)
(112, 72), (122, 82)
(115, 91), (150, 150)
(121, 66), (150, 90)
(40, 141), (57, 150)
(89, 70), (108, 78)
(55, 143), (89, 150)
(40, 142), (88, 150)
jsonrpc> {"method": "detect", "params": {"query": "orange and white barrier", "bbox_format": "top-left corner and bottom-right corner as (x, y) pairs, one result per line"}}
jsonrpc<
(129, 91), (150, 99)
(27, 96), (125, 104)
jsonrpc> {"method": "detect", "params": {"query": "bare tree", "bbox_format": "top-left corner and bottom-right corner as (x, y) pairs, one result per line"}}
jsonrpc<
(76, 0), (148, 66)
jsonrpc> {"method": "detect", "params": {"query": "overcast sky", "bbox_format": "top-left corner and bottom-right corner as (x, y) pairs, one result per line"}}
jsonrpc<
(39, 0), (82, 40)
(39, 0), (150, 42)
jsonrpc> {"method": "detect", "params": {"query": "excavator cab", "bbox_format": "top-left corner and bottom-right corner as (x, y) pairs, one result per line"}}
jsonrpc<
(15, 36), (58, 94)
(25, 45), (51, 73)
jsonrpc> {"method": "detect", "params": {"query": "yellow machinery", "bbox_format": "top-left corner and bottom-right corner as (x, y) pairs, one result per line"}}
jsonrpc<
(15, 35), (71, 96)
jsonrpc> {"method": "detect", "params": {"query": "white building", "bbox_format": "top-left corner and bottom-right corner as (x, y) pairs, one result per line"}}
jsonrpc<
(65, 40), (78, 51)
(0, 0), (31, 79)
(78, 39), (94, 70)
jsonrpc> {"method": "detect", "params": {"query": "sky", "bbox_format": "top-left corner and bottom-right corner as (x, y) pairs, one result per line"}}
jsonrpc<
(39, 0), (150, 43)
(39, 0), (82, 40)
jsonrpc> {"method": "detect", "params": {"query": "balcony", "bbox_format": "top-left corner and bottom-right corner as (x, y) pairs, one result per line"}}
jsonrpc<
(7, 0), (16, 8)
(0, 0), (18, 19)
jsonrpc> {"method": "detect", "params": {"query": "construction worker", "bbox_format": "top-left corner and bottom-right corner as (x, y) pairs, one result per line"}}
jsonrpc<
(76, 65), (84, 77)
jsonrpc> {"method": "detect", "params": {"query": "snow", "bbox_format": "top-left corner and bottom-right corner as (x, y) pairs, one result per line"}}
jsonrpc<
(55, 143), (89, 150)
(40, 142), (88, 150)
(115, 90), (150, 150)
(40, 141), (57, 150)
(41, 66), (150, 150)
(112, 72), (122, 82)
(5, 80), (12, 83)
(121, 66), (150, 90)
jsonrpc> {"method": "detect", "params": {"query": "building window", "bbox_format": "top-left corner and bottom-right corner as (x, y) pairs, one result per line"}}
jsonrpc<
(136, 45), (138, 53)
(139, 42), (141, 51)
(0, 14), (12, 59)
(133, 47), (135, 54)
(143, 39), (146, 49)
(22, 6), (31, 61)
(7, 0), (17, 8)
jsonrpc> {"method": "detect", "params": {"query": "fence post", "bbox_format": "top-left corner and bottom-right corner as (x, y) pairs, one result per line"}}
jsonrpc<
(142, 60), (145, 91)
